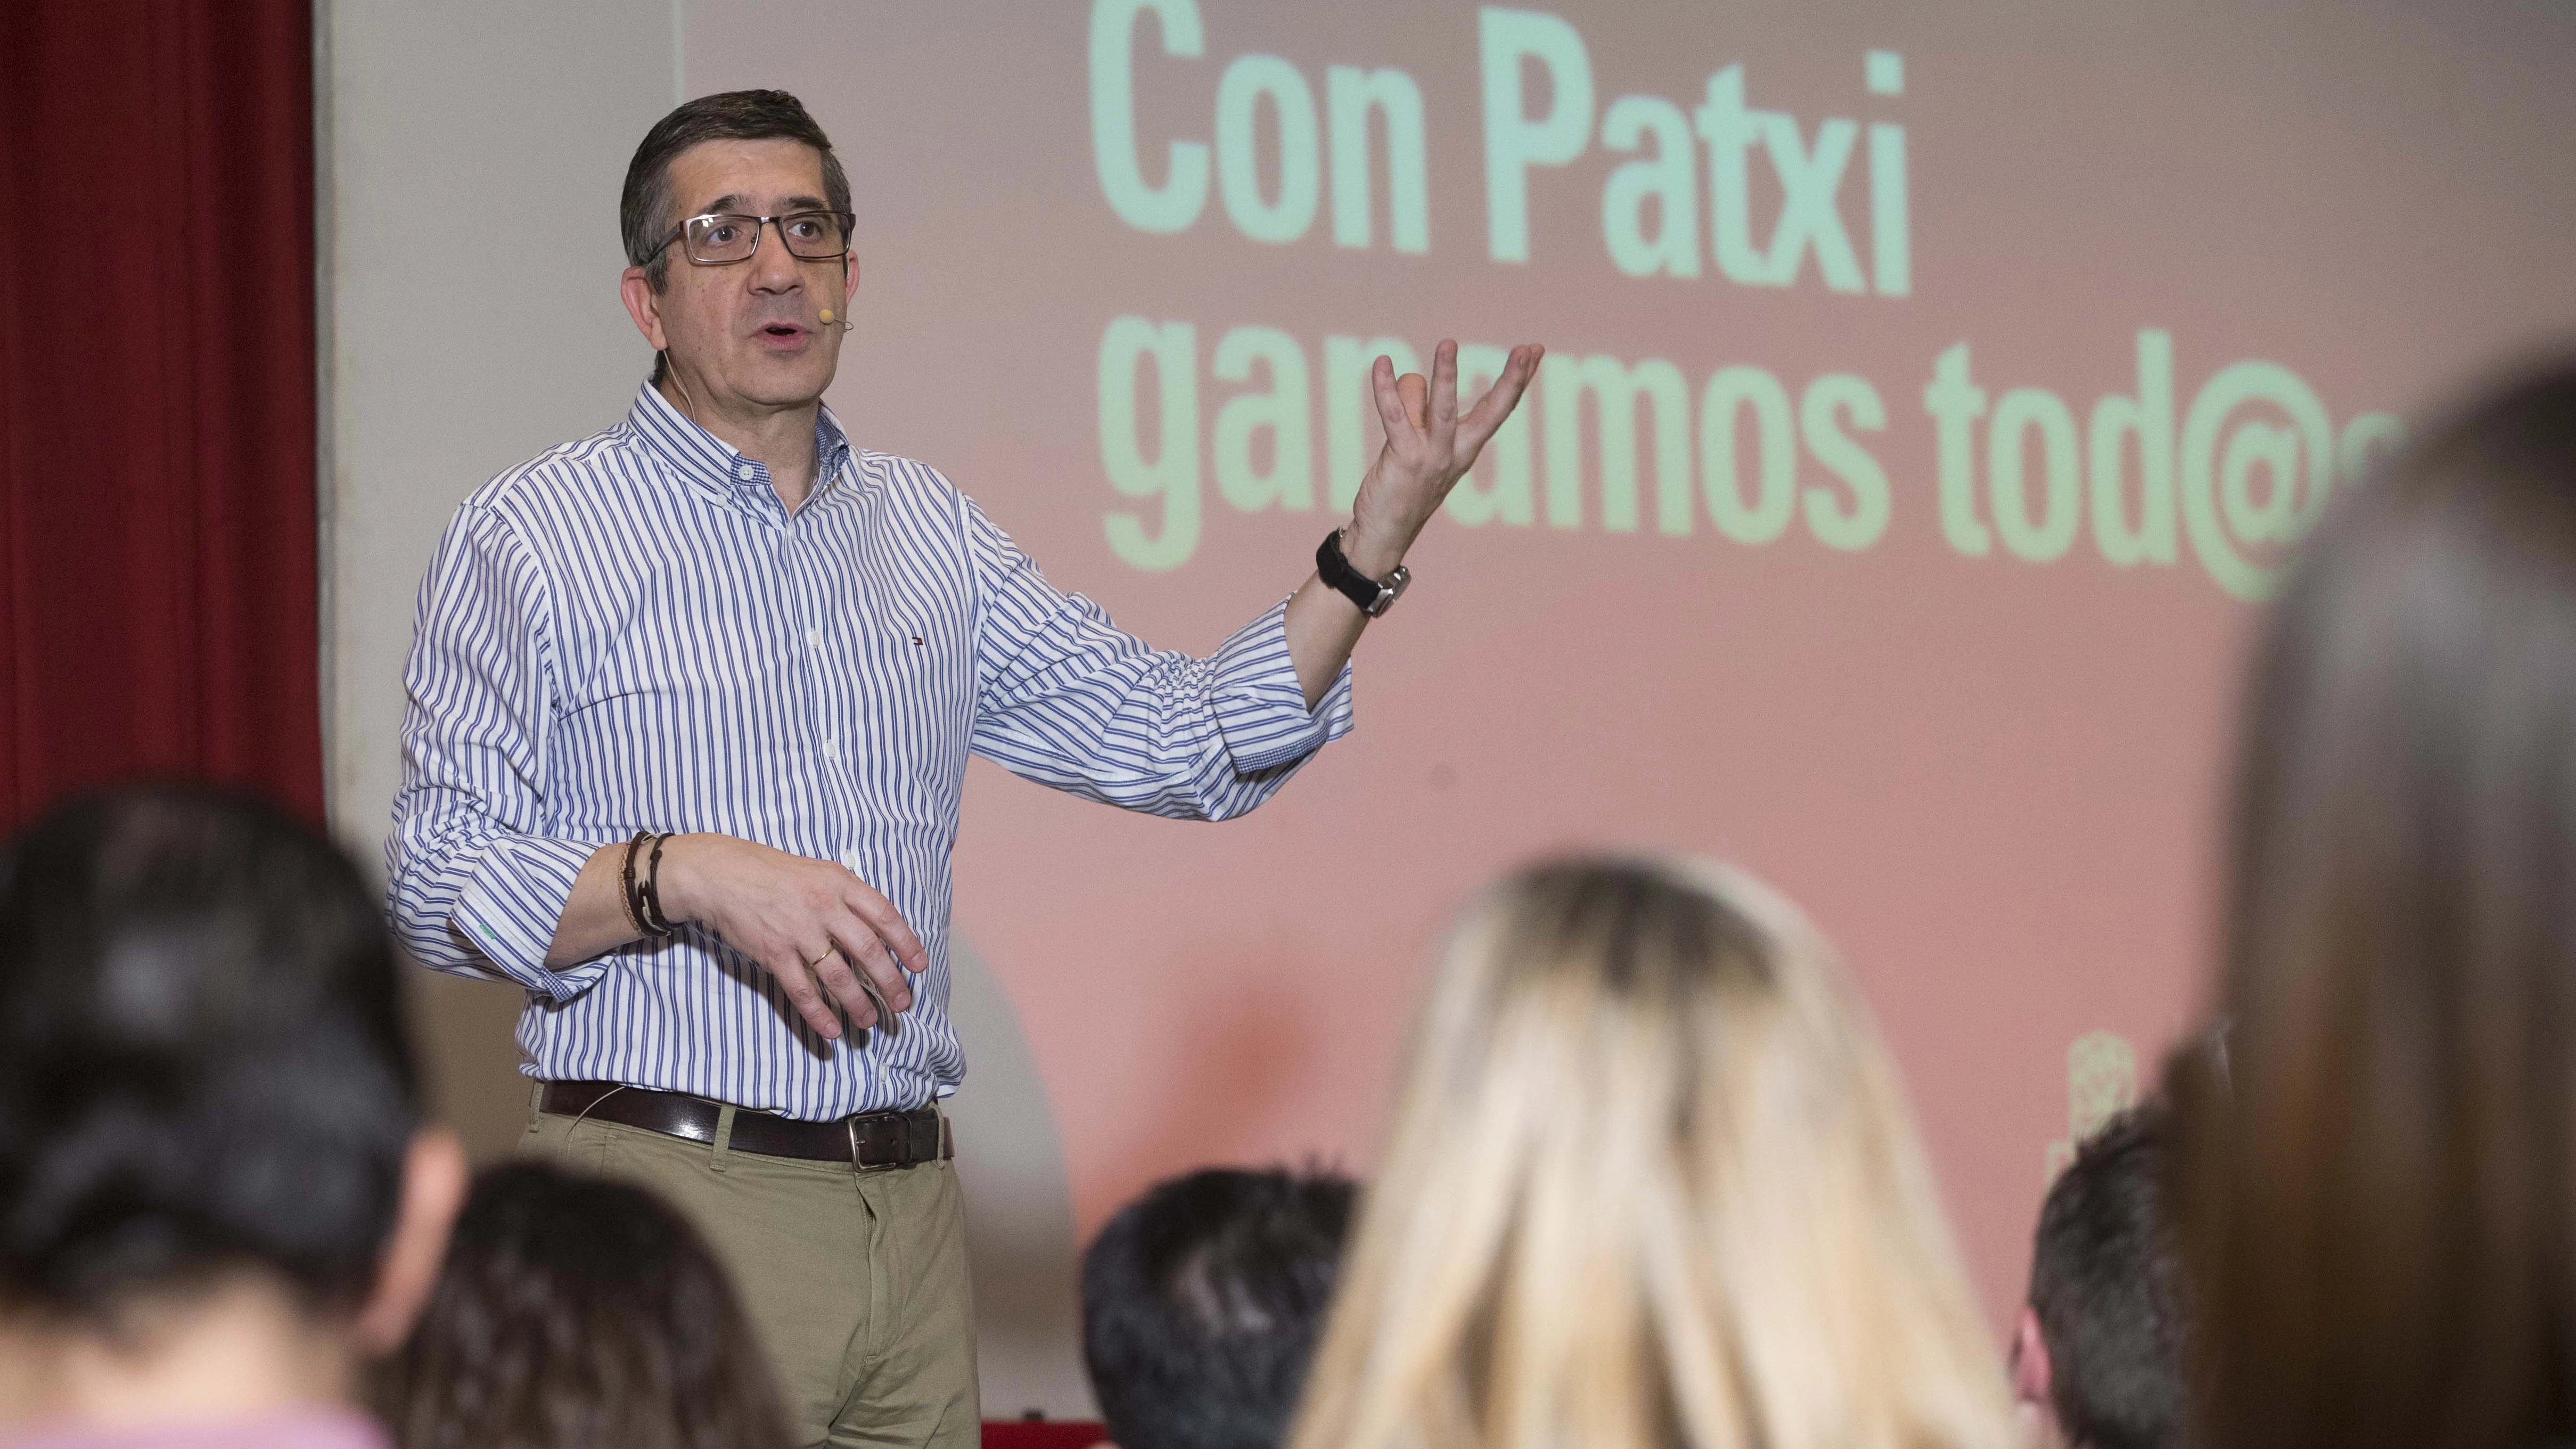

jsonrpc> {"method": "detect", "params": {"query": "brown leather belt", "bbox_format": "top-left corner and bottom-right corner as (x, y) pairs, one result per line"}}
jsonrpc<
(539, 1080), (950, 1167)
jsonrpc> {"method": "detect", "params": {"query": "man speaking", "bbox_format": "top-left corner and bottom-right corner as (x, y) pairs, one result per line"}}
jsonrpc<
(387, 89), (1537, 1447)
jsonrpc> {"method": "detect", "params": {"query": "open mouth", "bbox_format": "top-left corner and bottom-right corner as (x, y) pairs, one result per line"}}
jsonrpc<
(760, 323), (806, 340)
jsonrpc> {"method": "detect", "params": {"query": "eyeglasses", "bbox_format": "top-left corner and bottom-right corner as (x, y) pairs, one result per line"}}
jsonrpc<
(657, 210), (855, 266)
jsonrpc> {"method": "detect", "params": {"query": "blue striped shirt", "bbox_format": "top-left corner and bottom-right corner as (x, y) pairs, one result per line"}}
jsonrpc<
(387, 383), (1353, 1119)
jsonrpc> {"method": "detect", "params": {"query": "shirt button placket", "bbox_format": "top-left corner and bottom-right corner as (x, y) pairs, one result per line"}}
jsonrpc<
(787, 497), (854, 868)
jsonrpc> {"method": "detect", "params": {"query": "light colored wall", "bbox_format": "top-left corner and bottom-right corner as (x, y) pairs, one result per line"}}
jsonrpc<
(317, 0), (1092, 1417)
(321, 0), (671, 861)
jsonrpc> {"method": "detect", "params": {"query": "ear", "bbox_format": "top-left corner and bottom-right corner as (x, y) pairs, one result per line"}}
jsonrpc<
(842, 252), (862, 307)
(351, 1128), (470, 1355)
(2011, 1304), (2054, 1410)
(620, 266), (669, 353)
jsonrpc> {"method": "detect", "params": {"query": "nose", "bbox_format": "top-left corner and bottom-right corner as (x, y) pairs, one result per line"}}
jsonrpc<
(748, 217), (803, 296)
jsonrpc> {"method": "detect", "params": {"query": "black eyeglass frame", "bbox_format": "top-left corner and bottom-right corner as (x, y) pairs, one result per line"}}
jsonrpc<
(654, 210), (858, 266)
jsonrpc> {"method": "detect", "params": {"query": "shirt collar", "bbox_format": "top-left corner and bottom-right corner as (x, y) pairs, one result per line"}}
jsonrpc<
(626, 380), (853, 514)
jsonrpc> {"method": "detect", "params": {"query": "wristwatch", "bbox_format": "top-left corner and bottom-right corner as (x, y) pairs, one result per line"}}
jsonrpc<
(1316, 528), (1411, 617)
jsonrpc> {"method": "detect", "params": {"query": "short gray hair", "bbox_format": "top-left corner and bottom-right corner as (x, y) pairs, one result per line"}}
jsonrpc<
(619, 90), (851, 382)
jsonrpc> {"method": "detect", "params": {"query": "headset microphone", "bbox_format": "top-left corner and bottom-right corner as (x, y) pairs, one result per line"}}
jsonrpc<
(819, 308), (850, 331)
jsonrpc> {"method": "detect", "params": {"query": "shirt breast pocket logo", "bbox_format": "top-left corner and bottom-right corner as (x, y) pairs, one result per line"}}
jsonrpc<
(850, 611), (965, 807)
(869, 612), (970, 735)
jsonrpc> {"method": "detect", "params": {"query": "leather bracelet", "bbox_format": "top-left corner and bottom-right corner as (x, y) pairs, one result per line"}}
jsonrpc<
(618, 831), (654, 937)
(638, 832), (677, 935)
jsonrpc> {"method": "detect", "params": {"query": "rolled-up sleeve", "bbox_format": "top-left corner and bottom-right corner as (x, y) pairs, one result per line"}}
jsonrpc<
(385, 504), (606, 1000)
(965, 497), (1353, 820)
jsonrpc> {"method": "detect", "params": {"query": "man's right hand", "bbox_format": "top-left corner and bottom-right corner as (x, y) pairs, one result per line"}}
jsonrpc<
(654, 833), (928, 1040)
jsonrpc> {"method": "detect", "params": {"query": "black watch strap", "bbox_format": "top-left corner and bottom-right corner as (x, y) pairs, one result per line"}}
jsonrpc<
(1316, 529), (1410, 617)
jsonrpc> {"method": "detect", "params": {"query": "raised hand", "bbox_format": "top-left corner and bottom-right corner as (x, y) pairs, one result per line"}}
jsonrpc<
(1344, 339), (1543, 576)
(654, 833), (927, 1041)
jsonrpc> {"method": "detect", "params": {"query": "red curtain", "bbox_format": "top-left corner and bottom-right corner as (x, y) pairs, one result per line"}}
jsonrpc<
(0, 0), (323, 829)
(981, 1423), (1107, 1449)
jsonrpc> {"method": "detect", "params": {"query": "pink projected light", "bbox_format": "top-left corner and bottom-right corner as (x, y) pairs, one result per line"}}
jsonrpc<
(685, 0), (2576, 1333)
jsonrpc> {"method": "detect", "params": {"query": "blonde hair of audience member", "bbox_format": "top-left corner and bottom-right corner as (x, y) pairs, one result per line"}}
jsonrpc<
(1288, 856), (2013, 1449)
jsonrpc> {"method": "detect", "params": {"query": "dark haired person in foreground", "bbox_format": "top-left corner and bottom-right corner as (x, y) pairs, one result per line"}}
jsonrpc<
(379, 1161), (793, 1449)
(387, 86), (1537, 1446)
(0, 787), (466, 1447)
(2173, 355), (2576, 1449)
(1081, 1168), (1356, 1449)
(2013, 1105), (2183, 1449)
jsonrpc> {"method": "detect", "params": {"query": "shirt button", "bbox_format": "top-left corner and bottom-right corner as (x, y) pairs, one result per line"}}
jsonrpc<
(822, 738), (841, 760)
(806, 627), (825, 650)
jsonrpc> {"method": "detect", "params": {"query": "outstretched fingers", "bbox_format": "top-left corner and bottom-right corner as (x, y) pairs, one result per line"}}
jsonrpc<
(1457, 342), (1545, 455)
(1428, 339), (1459, 441)
(1369, 353), (1418, 444)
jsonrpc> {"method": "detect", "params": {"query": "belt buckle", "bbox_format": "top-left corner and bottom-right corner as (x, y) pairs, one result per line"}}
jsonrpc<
(848, 1110), (908, 1175)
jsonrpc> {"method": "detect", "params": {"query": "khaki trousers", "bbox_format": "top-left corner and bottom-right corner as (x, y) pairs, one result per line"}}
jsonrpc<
(521, 1094), (979, 1449)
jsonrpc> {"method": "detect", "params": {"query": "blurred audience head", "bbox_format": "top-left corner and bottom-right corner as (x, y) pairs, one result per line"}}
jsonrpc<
(1082, 1166), (1357, 1449)
(2174, 355), (2576, 1449)
(378, 1160), (791, 1449)
(2013, 1103), (2183, 1449)
(0, 784), (465, 1432)
(1288, 855), (2012, 1449)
